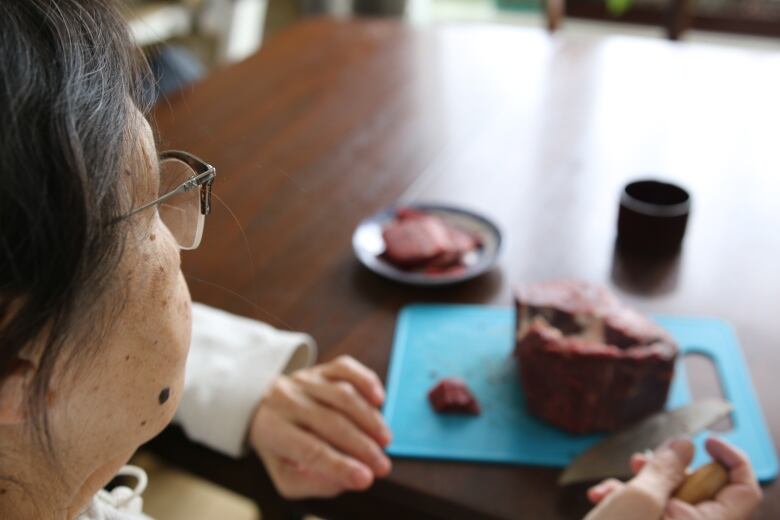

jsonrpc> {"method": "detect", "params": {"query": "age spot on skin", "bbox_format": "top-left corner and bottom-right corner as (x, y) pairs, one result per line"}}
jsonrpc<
(141, 420), (147, 427)
(158, 387), (170, 405)
(149, 234), (156, 241)
(125, 355), (130, 361)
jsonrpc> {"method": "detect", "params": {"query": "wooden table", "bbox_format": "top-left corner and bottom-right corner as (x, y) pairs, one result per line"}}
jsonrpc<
(146, 18), (780, 519)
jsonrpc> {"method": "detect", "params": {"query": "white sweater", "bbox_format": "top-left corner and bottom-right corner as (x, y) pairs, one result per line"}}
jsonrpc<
(77, 303), (317, 520)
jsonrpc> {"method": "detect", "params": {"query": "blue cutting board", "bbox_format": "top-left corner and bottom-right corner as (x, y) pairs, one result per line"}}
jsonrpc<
(383, 304), (778, 481)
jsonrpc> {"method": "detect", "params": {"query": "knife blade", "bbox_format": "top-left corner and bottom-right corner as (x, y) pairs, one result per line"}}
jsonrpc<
(558, 398), (732, 486)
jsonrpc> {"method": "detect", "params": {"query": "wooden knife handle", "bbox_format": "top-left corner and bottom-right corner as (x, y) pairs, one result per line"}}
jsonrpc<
(673, 461), (729, 504)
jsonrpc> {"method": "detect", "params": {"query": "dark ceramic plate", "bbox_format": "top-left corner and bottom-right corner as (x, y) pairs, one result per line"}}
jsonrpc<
(352, 203), (502, 286)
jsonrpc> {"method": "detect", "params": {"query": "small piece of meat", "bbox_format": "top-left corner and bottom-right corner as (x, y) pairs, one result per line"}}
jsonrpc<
(428, 378), (481, 415)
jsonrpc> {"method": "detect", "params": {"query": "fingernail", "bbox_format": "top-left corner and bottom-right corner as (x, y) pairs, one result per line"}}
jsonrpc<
(350, 464), (373, 488)
(375, 454), (391, 474)
(659, 436), (692, 462)
(380, 426), (392, 445)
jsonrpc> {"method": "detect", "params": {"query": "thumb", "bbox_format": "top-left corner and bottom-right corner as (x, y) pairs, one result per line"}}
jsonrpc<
(630, 437), (694, 505)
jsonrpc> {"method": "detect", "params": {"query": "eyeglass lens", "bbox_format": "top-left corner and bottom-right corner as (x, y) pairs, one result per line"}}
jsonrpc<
(158, 158), (202, 249)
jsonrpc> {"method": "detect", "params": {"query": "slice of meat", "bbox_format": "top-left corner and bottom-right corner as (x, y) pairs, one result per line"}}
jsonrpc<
(426, 225), (481, 268)
(381, 208), (482, 271)
(382, 213), (453, 268)
(428, 378), (481, 415)
(449, 225), (481, 251)
(395, 207), (428, 221)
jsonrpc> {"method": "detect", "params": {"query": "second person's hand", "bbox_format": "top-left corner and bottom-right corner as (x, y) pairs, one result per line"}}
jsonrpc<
(586, 437), (762, 520)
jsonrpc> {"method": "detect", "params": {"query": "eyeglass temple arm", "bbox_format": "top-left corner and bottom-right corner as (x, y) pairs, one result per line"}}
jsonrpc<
(162, 150), (215, 217)
(122, 151), (215, 220)
(160, 150), (210, 172)
(125, 169), (214, 219)
(124, 183), (188, 218)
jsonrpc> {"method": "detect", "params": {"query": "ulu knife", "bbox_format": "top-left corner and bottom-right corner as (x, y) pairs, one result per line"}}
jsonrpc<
(559, 399), (733, 486)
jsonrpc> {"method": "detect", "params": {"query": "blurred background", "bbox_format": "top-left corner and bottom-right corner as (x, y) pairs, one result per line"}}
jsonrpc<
(124, 0), (780, 101)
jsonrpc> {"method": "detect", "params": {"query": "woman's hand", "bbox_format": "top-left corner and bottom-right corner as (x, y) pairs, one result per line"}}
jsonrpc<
(249, 355), (392, 499)
(585, 437), (762, 520)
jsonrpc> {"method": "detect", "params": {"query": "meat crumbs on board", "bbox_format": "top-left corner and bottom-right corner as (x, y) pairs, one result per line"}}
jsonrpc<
(428, 378), (481, 415)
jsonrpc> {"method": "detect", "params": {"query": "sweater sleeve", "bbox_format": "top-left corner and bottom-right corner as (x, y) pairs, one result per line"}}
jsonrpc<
(174, 303), (317, 457)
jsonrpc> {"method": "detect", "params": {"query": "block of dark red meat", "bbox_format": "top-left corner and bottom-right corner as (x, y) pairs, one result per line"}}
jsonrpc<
(514, 280), (677, 434)
(428, 378), (481, 415)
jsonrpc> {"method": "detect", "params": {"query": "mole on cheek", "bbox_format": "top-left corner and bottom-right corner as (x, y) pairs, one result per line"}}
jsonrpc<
(158, 387), (170, 405)
(149, 234), (156, 241)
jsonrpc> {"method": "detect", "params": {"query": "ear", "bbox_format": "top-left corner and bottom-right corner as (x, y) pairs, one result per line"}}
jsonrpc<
(0, 359), (36, 425)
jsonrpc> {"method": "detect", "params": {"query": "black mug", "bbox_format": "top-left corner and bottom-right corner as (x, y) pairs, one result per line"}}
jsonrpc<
(617, 179), (691, 256)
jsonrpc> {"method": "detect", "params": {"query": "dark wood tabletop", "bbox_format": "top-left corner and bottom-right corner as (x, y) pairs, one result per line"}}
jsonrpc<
(145, 18), (780, 519)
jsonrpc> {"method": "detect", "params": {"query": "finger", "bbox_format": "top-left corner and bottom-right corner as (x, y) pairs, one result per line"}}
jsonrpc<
(664, 498), (700, 519)
(666, 438), (762, 520)
(262, 378), (389, 475)
(587, 479), (624, 504)
(705, 484), (762, 520)
(704, 439), (763, 517)
(631, 453), (649, 475)
(295, 372), (392, 446)
(705, 437), (758, 487)
(261, 410), (374, 490)
(292, 396), (391, 477)
(584, 483), (667, 520)
(321, 355), (385, 406)
(264, 454), (344, 499)
(631, 437), (695, 505)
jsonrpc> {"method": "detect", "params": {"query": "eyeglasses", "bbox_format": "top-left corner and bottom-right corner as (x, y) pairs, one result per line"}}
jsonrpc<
(124, 150), (216, 250)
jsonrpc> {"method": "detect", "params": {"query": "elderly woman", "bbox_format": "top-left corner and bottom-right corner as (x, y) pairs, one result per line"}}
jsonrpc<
(0, 1), (762, 519)
(1, 2), (390, 518)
